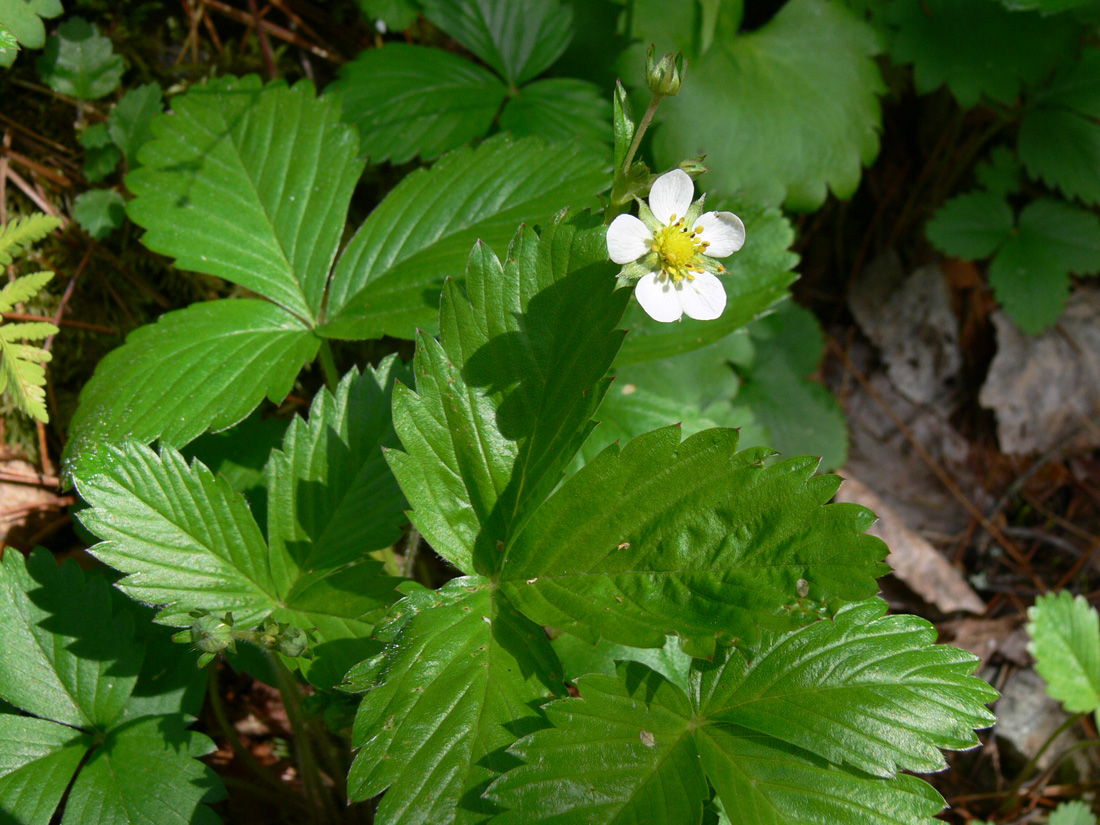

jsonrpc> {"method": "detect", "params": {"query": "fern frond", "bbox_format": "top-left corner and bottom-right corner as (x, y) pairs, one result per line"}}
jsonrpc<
(0, 215), (62, 268)
(0, 216), (60, 423)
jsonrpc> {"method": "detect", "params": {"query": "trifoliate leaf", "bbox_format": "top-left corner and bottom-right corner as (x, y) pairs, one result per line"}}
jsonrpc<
(64, 300), (319, 459)
(988, 198), (1100, 333)
(0, 267), (57, 422)
(0, 549), (224, 824)
(347, 577), (565, 824)
(419, 0), (574, 86)
(1027, 590), (1100, 714)
(386, 216), (628, 575)
(498, 78), (611, 155)
(1049, 801), (1098, 825)
(127, 75), (363, 320)
(501, 426), (886, 654)
(320, 135), (609, 340)
(0, 0), (62, 58)
(356, 0), (418, 30)
(615, 201), (798, 365)
(332, 44), (507, 164)
(61, 714), (223, 825)
(735, 303), (849, 470)
(927, 191), (1015, 260)
(886, 0), (1077, 108)
(651, 0), (885, 210)
(35, 17), (123, 100)
(107, 82), (163, 165)
(490, 648), (976, 825)
(72, 189), (125, 239)
(1019, 49), (1100, 205)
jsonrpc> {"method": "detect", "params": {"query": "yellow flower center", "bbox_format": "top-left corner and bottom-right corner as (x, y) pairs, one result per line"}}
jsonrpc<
(651, 216), (708, 282)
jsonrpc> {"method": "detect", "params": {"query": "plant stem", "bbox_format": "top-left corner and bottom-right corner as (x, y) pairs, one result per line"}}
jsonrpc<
(271, 654), (342, 823)
(206, 664), (311, 816)
(318, 340), (339, 392)
(997, 711), (1084, 815)
(606, 93), (666, 223)
(401, 527), (421, 579)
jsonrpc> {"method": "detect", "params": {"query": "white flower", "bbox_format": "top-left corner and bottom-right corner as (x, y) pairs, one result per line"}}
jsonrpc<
(607, 169), (746, 323)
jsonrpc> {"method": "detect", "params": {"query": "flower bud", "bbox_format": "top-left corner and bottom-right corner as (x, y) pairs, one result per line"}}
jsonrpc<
(645, 45), (686, 97)
(190, 612), (235, 655)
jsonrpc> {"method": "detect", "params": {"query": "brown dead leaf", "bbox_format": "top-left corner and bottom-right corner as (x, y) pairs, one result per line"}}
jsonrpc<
(835, 475), (985, 614)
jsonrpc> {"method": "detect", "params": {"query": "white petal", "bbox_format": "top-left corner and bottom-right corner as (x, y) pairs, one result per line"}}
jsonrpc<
(648, 169), (695, 225)
(679, 271), (726, 321)
(696, 211), (746, 258)
(606, 214), (653, 264)
(634, 272), (683, 323)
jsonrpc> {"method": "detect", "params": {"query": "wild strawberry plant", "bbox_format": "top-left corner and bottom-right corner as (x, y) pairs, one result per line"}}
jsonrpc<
(0, 2), (1003, 822)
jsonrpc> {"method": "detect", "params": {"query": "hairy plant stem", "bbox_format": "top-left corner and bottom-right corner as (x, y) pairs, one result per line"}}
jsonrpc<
(270, 654), (343, 822)
(318, 340), (339, 392)
(997, 711), (1085, 815)
(401, 526), (421, 579)
(207, 664), (311, 816)
(606, 94), (665, 223)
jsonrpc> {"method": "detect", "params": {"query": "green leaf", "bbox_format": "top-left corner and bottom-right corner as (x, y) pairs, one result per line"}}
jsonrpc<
(0, 23), (18, 68)
(1027, 590), (1100, 714)
(320, 135), (610, 340)
(1019, 106), (1100, 206)
(501, 426), (887, 655)
(0, 549), (140, 730)
(499, 78), (611, 155)
(492, 607), (995, 823)
(64, 299), (319, 459)
(926, 191), (1014, 260)
(988, 198), (1100, 333)
(75, 362), (409, 665)
(975, 146), (1023, 197)
(552, 633), (693, 694)
(0, 0), (61, 52)
(651, 0), (885, 210)
(107, 82), (163, 165)
(735, 303), (849, 470)
(0, 549), (224, 824)
(1049, 801), (1098, 825)
(81, 124), (121, 182)
(264, 359), (409, 685)
(62, 715), (223, 825)
(615, 201), (798, 365)
(694, 600), (996, 777)
(1036, 47), (1100, 116)
(419, 0), (574, 86)
(886, 0), (1077, 108)
(72, 189), (125, 239)
(347, 577), (565, 823)
(0, 716), (90, 825)
(0, 269), (57, 422)
(127, 75), (363, 320)
(75, 442), (281, 628)
(490, 663), (709, 825)
(386, 216), (628, 575)
(333, 44), (506, 164)
(35, 17), (122, 100)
